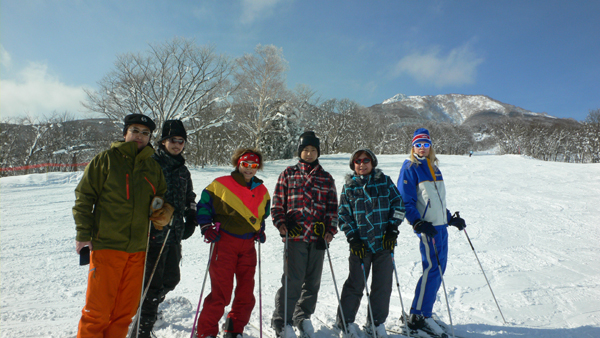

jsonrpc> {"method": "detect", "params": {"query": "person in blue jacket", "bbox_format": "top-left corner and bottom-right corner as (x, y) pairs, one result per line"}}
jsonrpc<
(337, 149), (405, 338)
(397, 128), (466, 336)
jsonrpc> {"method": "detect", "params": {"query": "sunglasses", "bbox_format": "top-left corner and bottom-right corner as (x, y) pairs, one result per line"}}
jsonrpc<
(128, 127), (151, 136)
(240, 161), (259, 169)
(168, 137), (185, 144)
(414, 143), (431, 149)
(353, 158), (371, 165)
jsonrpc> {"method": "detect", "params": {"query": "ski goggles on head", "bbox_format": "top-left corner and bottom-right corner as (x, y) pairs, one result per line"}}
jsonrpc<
(414, 143), (431, 149)
(353, 158), (371, 165)
(239, 161), (259, 169)
(168, 137), (185, 144)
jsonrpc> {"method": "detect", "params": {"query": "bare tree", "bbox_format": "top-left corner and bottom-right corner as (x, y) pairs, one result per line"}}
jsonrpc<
(232, 44), (292, 150)
(83, 37), (234, 134)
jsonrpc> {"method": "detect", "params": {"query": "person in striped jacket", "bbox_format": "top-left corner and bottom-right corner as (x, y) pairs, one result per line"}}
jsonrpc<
(271, 131), (338, 338)
(194, 148), (271, 338)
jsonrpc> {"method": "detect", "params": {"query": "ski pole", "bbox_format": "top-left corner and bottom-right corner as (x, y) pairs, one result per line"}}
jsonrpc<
(128, 227), (172, 338)
(463, 227), (507, 324)
(325, 244), (348, 336)
(429, 236), (455, 338)
(258, 240), (263, 338)
(284, 231), (289, 338)
(128, 197), (163, 338)
(390, 252), (411, 338)
(190, 242), (216, 338)
(360, 259), (378, 338)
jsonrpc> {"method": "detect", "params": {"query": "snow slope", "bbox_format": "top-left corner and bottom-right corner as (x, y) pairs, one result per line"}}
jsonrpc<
(2, 154), (600, 338)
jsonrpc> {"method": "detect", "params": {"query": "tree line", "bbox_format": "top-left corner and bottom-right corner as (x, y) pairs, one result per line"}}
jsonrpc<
(2, 38), (599, 176)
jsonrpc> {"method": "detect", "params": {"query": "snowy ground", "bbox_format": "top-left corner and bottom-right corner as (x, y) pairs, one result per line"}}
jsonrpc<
(1, 153), (600, 338)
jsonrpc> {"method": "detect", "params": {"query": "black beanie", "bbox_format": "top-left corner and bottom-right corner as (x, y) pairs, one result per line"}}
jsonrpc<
(123, 114), (156, 135)
(298, 131), (320, 157)
(349, 149), (378, 171)
(160, 120), (187, 141)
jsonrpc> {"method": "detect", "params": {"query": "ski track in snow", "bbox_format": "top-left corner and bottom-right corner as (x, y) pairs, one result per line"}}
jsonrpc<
(1, 154), (600, 338)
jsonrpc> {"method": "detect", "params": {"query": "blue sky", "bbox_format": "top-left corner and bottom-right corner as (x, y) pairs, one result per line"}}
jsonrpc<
(1, 0), (599, 121)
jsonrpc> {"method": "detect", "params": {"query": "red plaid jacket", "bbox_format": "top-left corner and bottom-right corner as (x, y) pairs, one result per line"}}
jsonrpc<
(271, 161), (338, 242)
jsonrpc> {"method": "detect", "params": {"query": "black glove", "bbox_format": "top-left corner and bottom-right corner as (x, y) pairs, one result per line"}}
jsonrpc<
(382, 225), (399, 250)
(348, 234), (365, 259)
(255, 228), (266, 243)
(413, 219), (437, 238)
(448, 212), (466, 231)
(284, 216), (303, 238)
(182, 209), (198, 240)
(313, 222), (325, 238)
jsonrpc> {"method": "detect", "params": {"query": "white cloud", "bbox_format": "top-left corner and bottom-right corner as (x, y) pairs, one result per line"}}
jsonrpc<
(240, 0), (286, 24)
(393, 42), (484, 87)
(0, 62), (90, 120)
(1, 44), (12, 69)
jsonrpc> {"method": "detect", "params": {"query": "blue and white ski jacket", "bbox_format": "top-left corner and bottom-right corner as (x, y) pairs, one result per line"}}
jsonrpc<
(397, 156), (452, 227)
(339, 169), (405, 253)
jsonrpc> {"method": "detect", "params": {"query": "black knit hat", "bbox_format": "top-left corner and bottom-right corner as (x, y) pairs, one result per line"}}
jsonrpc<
(298, 131), (320, 157)
(349, 149), (378, 171)
(123, 114), (156, 135)
(160, 120), (187, 141)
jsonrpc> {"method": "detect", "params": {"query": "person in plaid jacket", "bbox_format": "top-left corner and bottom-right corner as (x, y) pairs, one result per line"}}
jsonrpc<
(271, 131), (338, 338)
(335, 149), (405, 338)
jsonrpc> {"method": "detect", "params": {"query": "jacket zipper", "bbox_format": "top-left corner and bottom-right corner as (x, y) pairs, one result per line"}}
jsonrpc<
(145, 177), (156, 195)
(126, 174), (130, 200)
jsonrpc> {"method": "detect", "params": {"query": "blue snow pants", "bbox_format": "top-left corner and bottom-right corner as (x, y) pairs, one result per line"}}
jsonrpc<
(410, 226), (448, 317)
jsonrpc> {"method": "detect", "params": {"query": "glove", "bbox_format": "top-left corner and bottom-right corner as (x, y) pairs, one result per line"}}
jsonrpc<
(382, 225), (399, 250)
(200, 223), (220, 243)
(448, 212), (466, 231)
(313, 222), (325, 238)
(149, 203), (175, 230)
(182, 209), (198, 240)
(348, 234), (365, 259)
(255, 228), (266, 243)
(413, 219), (437, 238)
(284, 217), (303, 237)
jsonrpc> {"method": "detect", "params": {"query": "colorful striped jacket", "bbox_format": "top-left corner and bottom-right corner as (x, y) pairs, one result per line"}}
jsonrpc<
(196, 171), (270, 239)
(271, 161), (338, 242)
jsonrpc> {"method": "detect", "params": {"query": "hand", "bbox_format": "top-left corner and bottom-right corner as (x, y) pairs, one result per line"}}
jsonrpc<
(182, 209), (198, 240)
(448, 212), (466, 231)
(382, 225), (399, 250)
(76, 241), (92, 254)
(349, 235), (365, 259)
(255, 228), (266, 243)
(149, 203), (175, 230)
(413, 219), (437, 238)
(284, 218), (303, 237)
(313, 222), (325, 238)
(200, 223), (220, 243)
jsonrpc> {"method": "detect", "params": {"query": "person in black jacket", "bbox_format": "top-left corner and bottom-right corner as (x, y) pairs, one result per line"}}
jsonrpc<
(138, 120), (198, 338)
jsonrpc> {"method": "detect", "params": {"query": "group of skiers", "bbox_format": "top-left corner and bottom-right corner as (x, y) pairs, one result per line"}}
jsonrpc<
(72, 114), (467, 338)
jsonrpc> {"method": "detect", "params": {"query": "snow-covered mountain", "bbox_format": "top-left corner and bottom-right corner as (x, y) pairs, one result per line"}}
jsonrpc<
(374, 93), (558, 125)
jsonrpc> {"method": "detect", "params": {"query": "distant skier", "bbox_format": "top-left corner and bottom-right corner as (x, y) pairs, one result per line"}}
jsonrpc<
(396, 128), (467, 337)
(271, 131), (338, 338)
(137, 120), (198, 338)
(336, 149), (405, 338)
(72, 114), (169, 338)
(194, 148), (271, 338)
(469, 150), (473, 157)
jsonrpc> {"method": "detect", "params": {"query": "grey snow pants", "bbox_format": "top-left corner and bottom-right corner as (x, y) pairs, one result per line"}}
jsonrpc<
(336, 249), (393, 328)
(271, 241), (325, 329)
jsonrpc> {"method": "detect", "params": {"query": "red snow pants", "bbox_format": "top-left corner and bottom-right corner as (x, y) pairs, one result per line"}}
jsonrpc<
(77, 249), (145, 338)
(196, 232), (257, 338)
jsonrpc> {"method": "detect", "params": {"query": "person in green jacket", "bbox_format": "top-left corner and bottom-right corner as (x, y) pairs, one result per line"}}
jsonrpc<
(73, 114), (169, 338)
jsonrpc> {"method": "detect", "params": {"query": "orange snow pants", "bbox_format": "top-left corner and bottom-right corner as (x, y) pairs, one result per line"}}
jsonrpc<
(77, 249), (146, 338)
